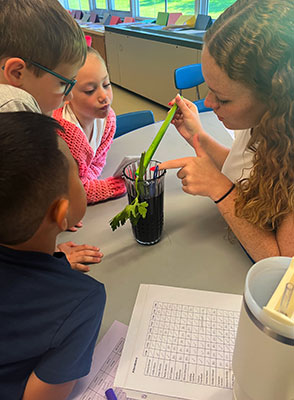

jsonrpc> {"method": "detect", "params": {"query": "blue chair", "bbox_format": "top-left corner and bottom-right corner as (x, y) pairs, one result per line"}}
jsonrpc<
(174, 63), (212, 113)
(115, 110), (155, 139)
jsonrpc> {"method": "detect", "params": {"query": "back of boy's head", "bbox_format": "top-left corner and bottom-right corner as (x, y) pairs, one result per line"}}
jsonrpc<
(0, 0), (87, 74)
(0, 112), (69, 245)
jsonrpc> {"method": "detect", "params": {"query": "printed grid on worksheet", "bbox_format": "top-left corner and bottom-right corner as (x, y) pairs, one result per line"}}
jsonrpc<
(81, 337), (128, 400)
(143, 301), (239, 389)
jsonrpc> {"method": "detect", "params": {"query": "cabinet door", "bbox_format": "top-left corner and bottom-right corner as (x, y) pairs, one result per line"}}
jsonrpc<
(105, 31), (121, 84)
(106, 31), (207, 107)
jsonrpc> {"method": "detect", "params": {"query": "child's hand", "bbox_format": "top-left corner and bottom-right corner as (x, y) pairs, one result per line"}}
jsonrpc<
(57, 241), (103, 272)
(67, 220), (83, 232)
(169, 95), (206, 146)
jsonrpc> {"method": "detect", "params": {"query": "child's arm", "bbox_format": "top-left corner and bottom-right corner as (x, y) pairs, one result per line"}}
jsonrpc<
(82, 175), (126, 204)
(22, 371), (76, 400)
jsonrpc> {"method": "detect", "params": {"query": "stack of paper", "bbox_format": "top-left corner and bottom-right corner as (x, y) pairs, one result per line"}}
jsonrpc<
(115, 284), (242, 400)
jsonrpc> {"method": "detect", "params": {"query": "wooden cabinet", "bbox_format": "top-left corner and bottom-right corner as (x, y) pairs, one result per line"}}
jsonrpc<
(82, 28), (107, 63)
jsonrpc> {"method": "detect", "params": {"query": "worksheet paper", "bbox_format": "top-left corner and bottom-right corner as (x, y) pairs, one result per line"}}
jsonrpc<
(113, 156), (140, 178)
(67, 319), (184, 400)
(114, 284), (242, 400)
(67, 320), (130, 400)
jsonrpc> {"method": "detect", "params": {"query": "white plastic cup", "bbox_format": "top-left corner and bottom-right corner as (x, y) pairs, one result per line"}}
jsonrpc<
(232, 257), (294, 400)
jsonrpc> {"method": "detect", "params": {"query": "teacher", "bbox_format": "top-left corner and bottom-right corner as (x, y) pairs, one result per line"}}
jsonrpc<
(160, 0), (294, 262)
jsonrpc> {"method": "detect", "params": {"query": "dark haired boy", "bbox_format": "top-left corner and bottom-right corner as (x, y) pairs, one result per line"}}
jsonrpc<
(0, 112), (106, 400)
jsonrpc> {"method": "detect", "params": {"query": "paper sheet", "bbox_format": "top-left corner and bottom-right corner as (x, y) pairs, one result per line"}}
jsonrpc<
(115, 284), (242, 400)
(67, 320), (132, 400)
(113, 156), (140, 178)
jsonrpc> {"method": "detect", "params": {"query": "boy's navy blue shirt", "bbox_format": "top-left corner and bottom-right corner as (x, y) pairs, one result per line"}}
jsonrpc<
(0, 245), (106, 400)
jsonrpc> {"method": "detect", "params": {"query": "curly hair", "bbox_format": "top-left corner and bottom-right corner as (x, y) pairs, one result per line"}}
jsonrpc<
(204, 0), (294, 230)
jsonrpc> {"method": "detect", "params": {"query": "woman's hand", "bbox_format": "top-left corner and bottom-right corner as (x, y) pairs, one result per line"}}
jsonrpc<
(57, 241), (104, 272)
(159, 135), (233, 200)
(169, 95), (206, 146)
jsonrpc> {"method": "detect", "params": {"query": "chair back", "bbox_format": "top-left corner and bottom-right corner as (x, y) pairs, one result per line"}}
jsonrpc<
(115, 110), (155, 139)
(174, 63), (212, 113)
(174, 63), (204, 92)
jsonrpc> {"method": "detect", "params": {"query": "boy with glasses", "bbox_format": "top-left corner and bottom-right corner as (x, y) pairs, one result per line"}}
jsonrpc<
(0, 0), (103, 269)
(0, 0), (84, 115)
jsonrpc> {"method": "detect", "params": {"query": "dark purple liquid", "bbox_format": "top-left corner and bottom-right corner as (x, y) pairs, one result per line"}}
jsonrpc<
(128, 192), (164, 245)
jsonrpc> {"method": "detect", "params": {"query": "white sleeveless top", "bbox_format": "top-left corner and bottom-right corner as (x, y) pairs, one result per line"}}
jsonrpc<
(62, 103), (105, 154)
(221, 129), (254, 183)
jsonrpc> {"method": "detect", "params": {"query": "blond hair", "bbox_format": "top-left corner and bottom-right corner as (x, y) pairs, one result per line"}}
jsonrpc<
(87, 46), (105, 65)
(0, 0), (87, 74)
(205, 0), (294, 230)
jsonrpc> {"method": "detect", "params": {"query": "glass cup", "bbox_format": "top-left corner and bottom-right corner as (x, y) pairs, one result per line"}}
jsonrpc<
(123, 160), (166, 245)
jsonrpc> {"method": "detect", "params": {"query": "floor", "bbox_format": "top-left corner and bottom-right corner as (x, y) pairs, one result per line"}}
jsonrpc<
(111, 84), (169, 122)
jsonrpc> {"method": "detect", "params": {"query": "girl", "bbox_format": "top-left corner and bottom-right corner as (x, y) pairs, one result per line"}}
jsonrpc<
(159, 0), (294, 262)
(53, 47), (126, 204)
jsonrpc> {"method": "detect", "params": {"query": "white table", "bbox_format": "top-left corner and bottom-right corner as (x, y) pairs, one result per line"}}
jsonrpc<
(58, 112), (252, 339)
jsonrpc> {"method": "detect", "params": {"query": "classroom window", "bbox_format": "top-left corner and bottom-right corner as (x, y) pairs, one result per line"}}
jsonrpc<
(67, 0), (236, 19)
(167, 0), (194, 14)
(208, 0), (236, 19)
(139, 0), (164, 18)
(139, 0), (195, 18)
(113, 0), (131, 12)
(95, 0), (107, 8)
(68, 0), (90, 11)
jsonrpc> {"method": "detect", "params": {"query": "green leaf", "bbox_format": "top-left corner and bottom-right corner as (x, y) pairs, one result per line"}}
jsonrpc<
(138, 201), (148, 218)
(109, 152), (149, 231)
(110, 208), (127, 231)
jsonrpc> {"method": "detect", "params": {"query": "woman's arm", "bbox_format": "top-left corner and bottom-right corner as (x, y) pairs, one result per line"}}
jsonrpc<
(199, 131), (230, 171)
(160, 131), (294, 261)
(216, 191), (294, 261)
(22, 372), (76, 400)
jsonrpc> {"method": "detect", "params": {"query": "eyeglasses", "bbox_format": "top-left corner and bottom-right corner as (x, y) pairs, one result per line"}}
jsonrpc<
(22, 59), (77, 96)
(23, 58), (77, 96)
(1, 59), (76, 96)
